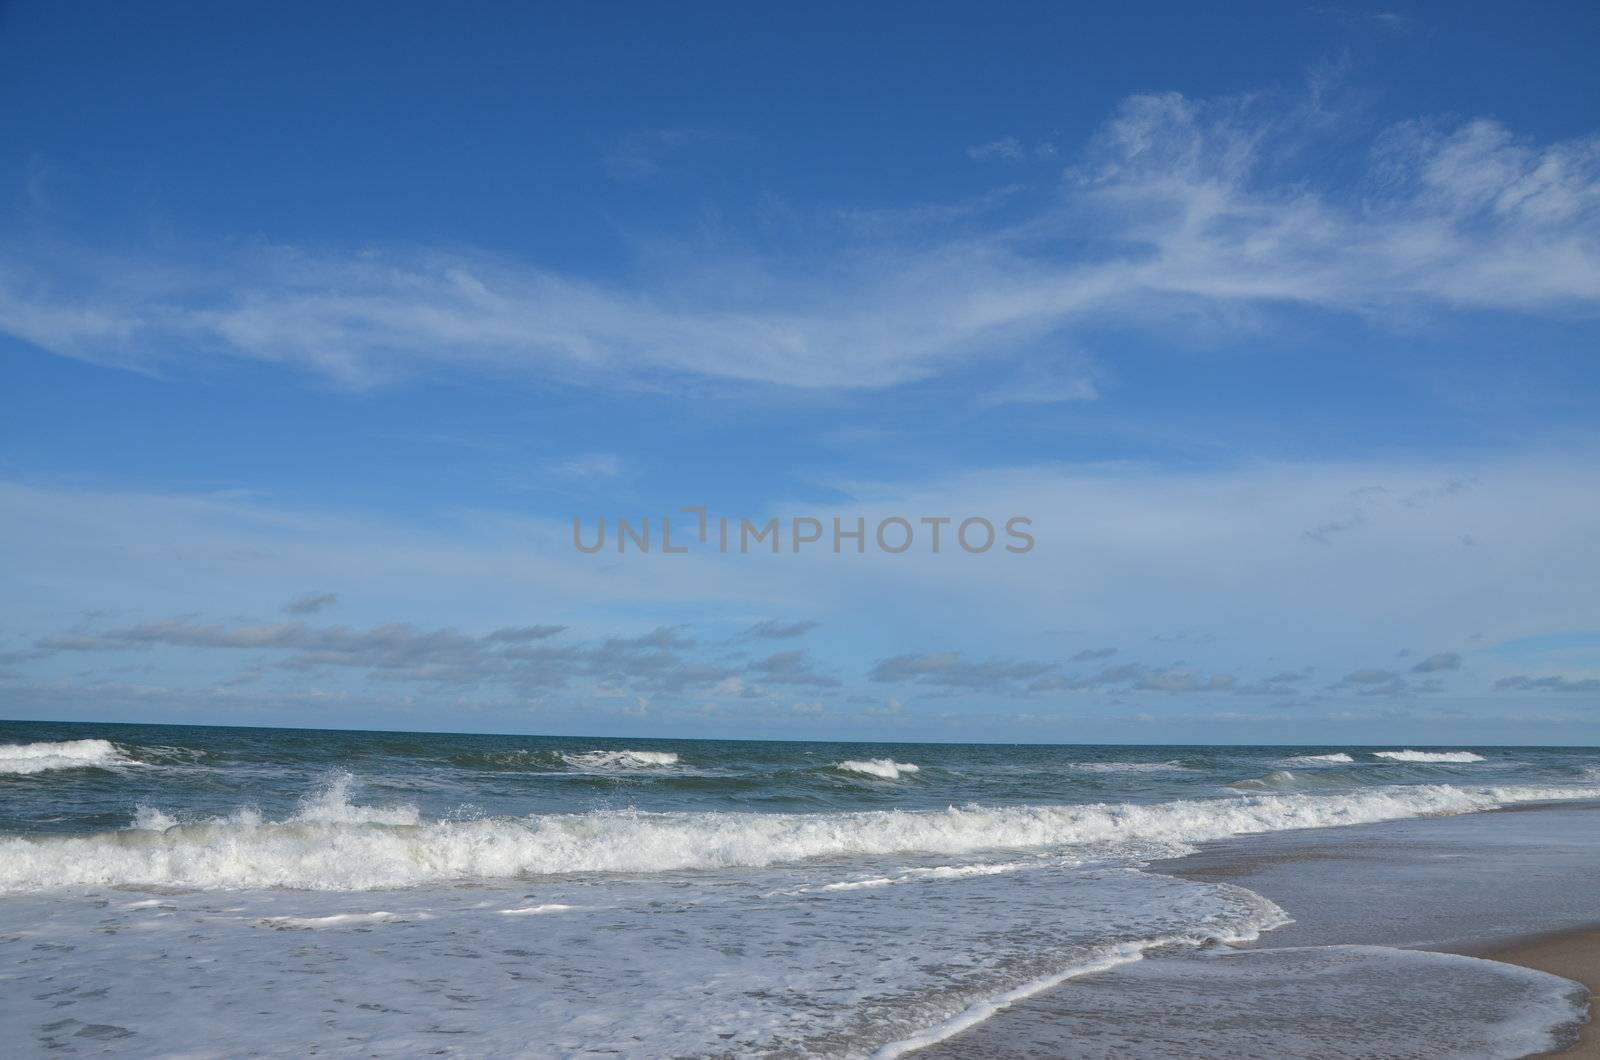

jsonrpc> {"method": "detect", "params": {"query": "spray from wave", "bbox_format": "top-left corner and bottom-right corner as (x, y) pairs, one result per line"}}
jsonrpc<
(0, 739), (134, 776)
(1374, 750), (1486, 763)
(1, 774), (1594, 893)
(835, 759), (921, 780)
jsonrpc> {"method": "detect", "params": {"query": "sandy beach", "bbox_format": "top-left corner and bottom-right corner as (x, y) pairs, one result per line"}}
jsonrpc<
(1476, 928), (1599, 1058)
(924, 802), (1600, 1058)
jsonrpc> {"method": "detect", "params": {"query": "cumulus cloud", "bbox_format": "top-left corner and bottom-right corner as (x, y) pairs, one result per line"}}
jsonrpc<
(1494, 674), (1600, 693)
(283, 591), (339, 615)
(1337, 669), (1399, 685)
(1411, 651), (1462, 672)
(869, 651), (1056, 691)
(1134, 670), (1236, 693)
(1235, 669), (1316, 696)
(21, 617), (744, 696)
(747, 649), (841, 688)
(745, 620), (820, 639)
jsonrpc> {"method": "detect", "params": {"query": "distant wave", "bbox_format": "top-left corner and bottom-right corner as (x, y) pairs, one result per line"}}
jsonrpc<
(1373, 750), (1486, 763)
(1, 776), (1594, 892)
(259, 911), (417, 930)
(1068, 761), (1190, 773)
(835, 758), (920, 780)
(1285, 753), (1355, 764)
(0, 738), (133, 776)
(1228, 770), (1298, 790)
(559, 750), (680, 770)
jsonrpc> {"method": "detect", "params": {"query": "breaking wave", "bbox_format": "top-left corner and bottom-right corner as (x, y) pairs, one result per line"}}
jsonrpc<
(835, 759), (921, 780)
(0, 739), (134, 776)
(559, 750), (680, 770)
(0, 776), (1593, 893)
(1286, 753), (1356, 764)
(1373, 750), (1486, 764)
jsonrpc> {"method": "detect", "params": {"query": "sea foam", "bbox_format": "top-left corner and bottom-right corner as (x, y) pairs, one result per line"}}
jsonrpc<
(1373, 750), (1486, 763)
(835, 758), (920, 779)
(1, 779), (1594, 893)
(560, 750), (680, 770)
(0, 739), (132, 776)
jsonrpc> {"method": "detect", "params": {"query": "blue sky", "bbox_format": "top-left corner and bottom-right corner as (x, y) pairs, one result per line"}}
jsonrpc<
(2, 0), (1598, 743)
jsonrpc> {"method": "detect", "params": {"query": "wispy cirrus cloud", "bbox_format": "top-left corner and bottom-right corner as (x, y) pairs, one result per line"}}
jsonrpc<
(3, 90), (1595, 392)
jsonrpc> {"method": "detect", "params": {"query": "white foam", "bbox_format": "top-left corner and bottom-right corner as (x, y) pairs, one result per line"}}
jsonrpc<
(873, 909), (1290, 1058)
(1373, 750), (1486, 763)
(1287, 753), (1355, 764)
(2, 779), (1594, 893)
(836, 758), (921, 780)
(293, 773), (421, 826)
(1229, 770), (1297, 789)
(0, 739), (133, 775)
(818, 862), (1030, 892)
(130, 807), (178, 831)
(560, 750), (680, 770)
(499, 903), (575, 915)
(259, 911), (406, 929)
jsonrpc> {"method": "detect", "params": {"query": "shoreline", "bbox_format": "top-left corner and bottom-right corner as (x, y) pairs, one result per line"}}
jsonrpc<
(1465, 926), (1600, 1058)
(1164, 807), (1600, 1060)
(922, 800), (1600, 1058)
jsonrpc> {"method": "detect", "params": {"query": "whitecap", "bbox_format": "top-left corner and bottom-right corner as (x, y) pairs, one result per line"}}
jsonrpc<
(835, 758), (920, 780)
(259, 911), (408, 929)
(3, 780), (1596, 893)
(1373, 750), (1486, 763)
(0, 739), (133, 776)
(559, 750), (680, 770)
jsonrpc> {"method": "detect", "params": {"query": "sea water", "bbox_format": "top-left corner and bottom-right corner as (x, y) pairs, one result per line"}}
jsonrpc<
(0, 720), (1594, 1056)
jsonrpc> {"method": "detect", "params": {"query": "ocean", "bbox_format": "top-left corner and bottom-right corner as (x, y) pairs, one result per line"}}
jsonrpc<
(1, 719), (1596, 1057)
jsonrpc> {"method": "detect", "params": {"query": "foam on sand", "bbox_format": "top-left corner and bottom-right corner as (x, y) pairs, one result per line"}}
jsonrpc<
(881, 944), (1589, 1059)
(835, 758), (920, 780)
(0, 739), (133, 776)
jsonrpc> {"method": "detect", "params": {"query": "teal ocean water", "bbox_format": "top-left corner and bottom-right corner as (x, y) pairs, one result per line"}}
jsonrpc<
(1, 720), (1596, 1056)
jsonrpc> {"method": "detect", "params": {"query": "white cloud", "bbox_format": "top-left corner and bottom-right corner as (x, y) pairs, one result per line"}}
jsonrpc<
(967, 136), (1027, 162)
(1, 91), (1593, 392)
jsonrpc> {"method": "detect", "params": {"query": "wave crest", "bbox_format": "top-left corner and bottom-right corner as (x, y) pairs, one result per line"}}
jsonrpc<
(835, 759), (921, 780)
(0, 780), (1593, 893)
(1373, 750), (1486, 763)
(560, 750), (680, 770)
(0, 738), (133, 776)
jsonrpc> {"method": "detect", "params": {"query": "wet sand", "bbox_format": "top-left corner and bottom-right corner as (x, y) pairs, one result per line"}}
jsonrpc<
(921, 801), (1600, 1058)
(1474, 927), (1600, 1058)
